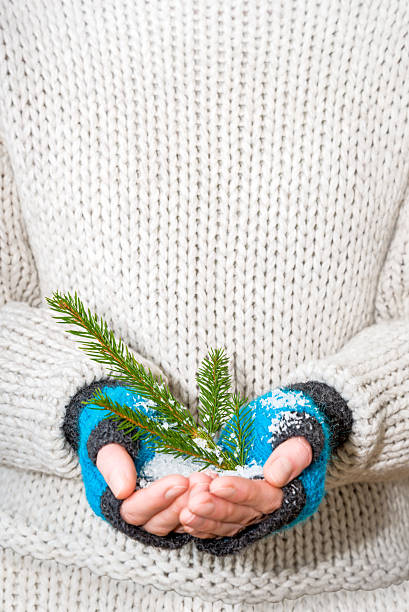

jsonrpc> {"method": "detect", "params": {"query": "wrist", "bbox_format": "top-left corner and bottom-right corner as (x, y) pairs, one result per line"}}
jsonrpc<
(62, 377), (121, 453)
(280, 380), (353, 452)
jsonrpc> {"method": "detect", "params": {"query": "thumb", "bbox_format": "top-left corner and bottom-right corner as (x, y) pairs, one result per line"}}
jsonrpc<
(187, 471), (218, 499)
(263, 437), (313, 488)
(96, 443), (137, 499)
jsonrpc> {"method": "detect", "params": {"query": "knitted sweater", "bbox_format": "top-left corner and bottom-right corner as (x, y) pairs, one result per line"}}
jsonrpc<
(0, 0), (409, 609)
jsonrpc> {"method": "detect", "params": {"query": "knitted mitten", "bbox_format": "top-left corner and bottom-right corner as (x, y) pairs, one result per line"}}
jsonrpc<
(63, 378), (192, 550)
(192, 382), (353, 555)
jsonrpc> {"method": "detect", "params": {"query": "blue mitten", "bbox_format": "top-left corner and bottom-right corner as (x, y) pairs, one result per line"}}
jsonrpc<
(63, 378), (192, 550)
(193, 381), (353, 556)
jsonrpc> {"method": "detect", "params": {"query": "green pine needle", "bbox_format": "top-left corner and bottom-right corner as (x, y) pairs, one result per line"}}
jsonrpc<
(46, 291), (197, 437)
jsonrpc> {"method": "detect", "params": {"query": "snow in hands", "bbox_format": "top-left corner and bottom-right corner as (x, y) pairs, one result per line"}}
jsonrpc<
(138, 453), (265, 487)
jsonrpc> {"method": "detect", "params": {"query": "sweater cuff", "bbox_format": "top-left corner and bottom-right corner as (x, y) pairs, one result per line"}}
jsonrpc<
(279, 318), (409, 487)
(0, 302), (109, 477)
(0, 300), (170, 478)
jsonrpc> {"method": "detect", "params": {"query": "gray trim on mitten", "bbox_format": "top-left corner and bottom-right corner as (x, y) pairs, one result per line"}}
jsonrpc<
(86, 418), (141, 465)
(281, 381), (353, 451)
(100, 480), (193, 550)
(62, 377), (329, 556)
(266, 411), (325, 463)
(62, 377), (121, 452)
(63, 376), (142, 465)
(193, 476), (306, 556)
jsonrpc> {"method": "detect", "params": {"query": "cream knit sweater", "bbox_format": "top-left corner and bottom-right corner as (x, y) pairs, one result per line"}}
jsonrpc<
(1, 0), (409, 609)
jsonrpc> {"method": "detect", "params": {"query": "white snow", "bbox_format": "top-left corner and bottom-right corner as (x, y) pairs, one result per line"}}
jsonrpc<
(259, 387), (310, 411)
(134, 387), (313, 487)
(267, 410), (313, 444)
(194, 437), (210, 450)
(137, 453), (264, 487)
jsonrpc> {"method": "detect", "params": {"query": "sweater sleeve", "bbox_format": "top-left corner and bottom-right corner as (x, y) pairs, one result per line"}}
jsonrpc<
(281, 182), (409, 489)
(0, 136), (169, 478)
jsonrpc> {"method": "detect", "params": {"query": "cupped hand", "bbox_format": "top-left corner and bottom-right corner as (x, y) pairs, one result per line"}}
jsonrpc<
(178, 436), (313, 538)
(96, 443), (190, 535)
(96, 435), (312, 539)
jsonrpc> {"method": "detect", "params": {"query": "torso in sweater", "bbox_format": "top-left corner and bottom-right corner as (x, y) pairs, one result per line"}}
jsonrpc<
(1, 1), (409, 606)
(1, 0), (408, 417)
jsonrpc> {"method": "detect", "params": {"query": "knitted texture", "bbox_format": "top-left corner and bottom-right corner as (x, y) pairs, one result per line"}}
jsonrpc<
(0, 0), (409, 606)
(281, 381), (353, 452)
(2, 548), (409, 612)
(70, 381), (195, 549)
(1, 462), (409, 607)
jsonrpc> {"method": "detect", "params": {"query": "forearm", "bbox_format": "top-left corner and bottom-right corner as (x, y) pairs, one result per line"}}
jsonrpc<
(0, 300), (168, 477)
(281, 317), (409, 488)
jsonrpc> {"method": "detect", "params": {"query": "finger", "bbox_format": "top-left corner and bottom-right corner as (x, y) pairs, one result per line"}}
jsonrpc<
(141, 472), (219, 536)
(141, 488), (190, 536)
(96, 443), (137, 499)
(183, 471), (215, 505)
(263, 436), (313, 488)
(119, 474), (189, 525)
(202, 470), (220, 480)
(209, 476), (283, 514)
(180, 507), (251, 537)
(186, 488), (270, 525)
(188, 471), (217, 489)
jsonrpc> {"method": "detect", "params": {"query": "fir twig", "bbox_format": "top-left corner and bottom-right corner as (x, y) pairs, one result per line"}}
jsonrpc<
(84, 387), (238, 470)
(217, 392), (255, 466)
(46, 290), (256, 470)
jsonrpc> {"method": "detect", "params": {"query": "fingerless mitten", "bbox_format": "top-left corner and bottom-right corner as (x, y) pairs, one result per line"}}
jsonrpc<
(63, 378), (192, 550)
(194, 381), (353, 555)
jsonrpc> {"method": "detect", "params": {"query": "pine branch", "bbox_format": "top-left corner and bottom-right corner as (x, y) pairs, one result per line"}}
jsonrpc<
(84, 388), (237, 470)
(196, 347), (233, 435)
(46, 291), (198, 437)
(46, 290), (256, 471)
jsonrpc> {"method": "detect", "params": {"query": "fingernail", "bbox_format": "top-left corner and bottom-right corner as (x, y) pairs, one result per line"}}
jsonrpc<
(295, 438), (313, 464)
(191, 482), (210, 491)
(211, 486), (235, 498)
(164, 485), (187, 499)
(268, 456), (293, 485)
(108, 473), (128, 498)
